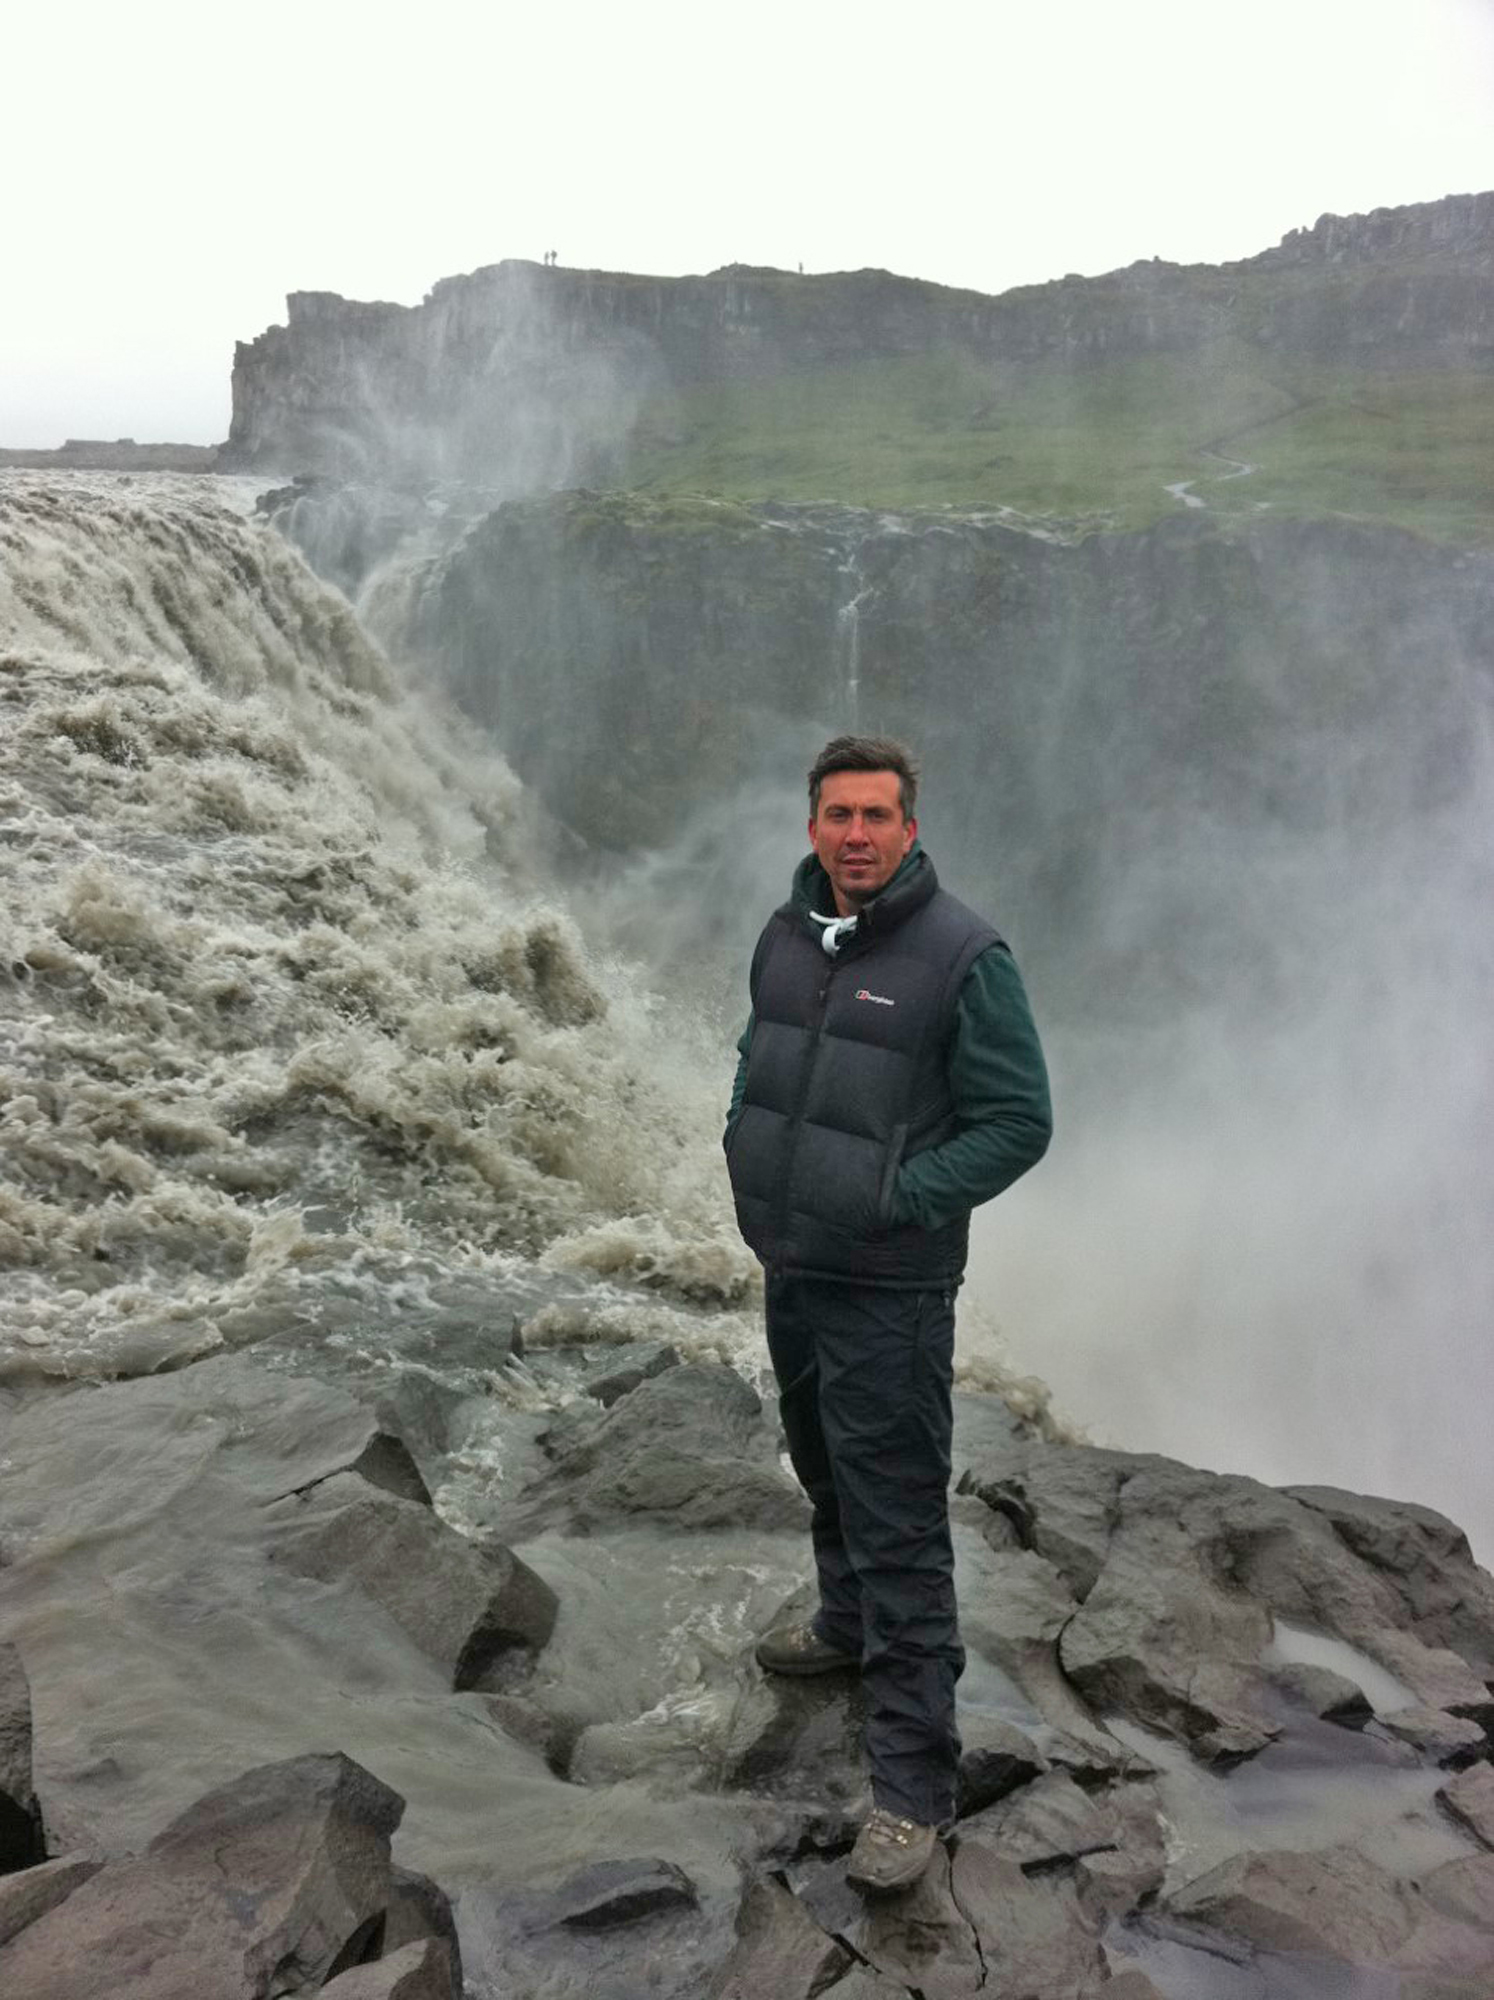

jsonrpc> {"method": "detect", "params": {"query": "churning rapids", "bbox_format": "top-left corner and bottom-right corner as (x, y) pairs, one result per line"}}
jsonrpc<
(0, 471), (833, 1445)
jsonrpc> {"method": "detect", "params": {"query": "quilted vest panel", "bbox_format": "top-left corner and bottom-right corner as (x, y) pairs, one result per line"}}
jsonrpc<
(728, 874), (997, 1285)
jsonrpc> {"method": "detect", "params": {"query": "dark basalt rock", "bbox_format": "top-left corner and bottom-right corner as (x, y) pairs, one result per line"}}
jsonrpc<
(584, 1340), (681, 1407)
(382, 1866), (462, 1986)
(0, 1753), (411, 1999)
(1377, 1706), (1489, 1766)
(960, 1769), (1164, 1883)
(959, 1434), (1494, 1764)
(703, 1880), (856, 2000)
(548, 1856), (698, 1929)
(953, 1714), (1046, 1817)
(0, 1643), (43, 1871)
(1267, 1659), (1374, 1727)
(1283, 1484), (1494, 1678)
(1439, 1763), (1494, 1848)
(0, 1852), (103, 1947)
(5, 1344), (1494, 1999)
(1160, 1841), (1494, 1987)
(512, 1361), (808, 1533)
(316, 1936), (456, 1999)
(265, 1472), (557, 1690)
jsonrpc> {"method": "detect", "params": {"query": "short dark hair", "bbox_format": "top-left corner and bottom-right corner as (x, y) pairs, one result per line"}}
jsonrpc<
(808, 735), (919, 820)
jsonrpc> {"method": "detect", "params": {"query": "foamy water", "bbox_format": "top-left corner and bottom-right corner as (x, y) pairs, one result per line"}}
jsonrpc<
(0, 473), (766, 1397)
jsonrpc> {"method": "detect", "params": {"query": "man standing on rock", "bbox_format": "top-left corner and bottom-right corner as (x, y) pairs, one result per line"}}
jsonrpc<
(725, 734), (1052, 1893)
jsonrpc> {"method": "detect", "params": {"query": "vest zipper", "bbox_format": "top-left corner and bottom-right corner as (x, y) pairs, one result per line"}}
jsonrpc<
(772, 961), (835, 1251)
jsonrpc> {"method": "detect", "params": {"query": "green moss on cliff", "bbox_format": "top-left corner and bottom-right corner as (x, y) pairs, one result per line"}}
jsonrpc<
(622, 344), (1494, 545)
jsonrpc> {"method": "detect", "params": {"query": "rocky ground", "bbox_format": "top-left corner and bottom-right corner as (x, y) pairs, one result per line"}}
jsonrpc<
(2, 1320), (1492, 1998)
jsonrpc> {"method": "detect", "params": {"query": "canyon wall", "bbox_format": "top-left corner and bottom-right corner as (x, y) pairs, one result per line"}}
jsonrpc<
(224, 194), (1494, 479)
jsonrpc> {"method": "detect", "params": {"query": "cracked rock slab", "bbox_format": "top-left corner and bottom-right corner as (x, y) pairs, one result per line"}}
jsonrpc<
(704, 1879), (853, 1999)
(947, 1838), (1111, 1996)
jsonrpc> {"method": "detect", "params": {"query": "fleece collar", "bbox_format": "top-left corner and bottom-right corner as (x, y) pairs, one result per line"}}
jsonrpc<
(786, 841), (938, 950)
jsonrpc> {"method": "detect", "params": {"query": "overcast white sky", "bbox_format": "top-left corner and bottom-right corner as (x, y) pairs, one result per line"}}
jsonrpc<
(5, 0), (1493, 446)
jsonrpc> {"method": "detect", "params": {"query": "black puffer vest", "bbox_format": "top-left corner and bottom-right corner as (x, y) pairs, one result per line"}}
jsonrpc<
(727, 850), (999, 1286)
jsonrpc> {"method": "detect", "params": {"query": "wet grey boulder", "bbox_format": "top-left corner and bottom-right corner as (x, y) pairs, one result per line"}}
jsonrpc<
(1439, 1762), (1494, 1848)
(584, 1340), (680, 1407)
(1058, 1543), (1280, 1762)
(1412, 1851), (1494, 1941)
(961, 1768), (1112, 1864)
(1267, 1658), (1374, 1726)
(954, 1713), (1045, 1816)
(953, 1535), (1087, 1733)
(1283, 1485), (1494, 1677)
(0, 1642), (44, 1869)
(0, 1852), (103, 1946)
(1377, 1706), (1488, 1764)
(382, 1865), (462, 1983)
(514, 1363), (808, 1533)
(957, 1766), (1166, 1931)
(318, 1936), (456, 2000)
(851, 1844), (988, 1997)
(0, 1752), (404, 1999)
(1166, 1842), (1414, 1960)
(706, 1878), (926, 1997)
(265, 1472), (557, 1689)
(960, 1435), (1494, 1762)
(549, 1856), (698, 1928)
(0, 1356), (430, 1553)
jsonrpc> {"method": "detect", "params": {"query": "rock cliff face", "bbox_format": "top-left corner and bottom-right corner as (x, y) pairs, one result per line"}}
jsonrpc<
(375, 491), (1493, 1006)
(224, 194), (1494, 478)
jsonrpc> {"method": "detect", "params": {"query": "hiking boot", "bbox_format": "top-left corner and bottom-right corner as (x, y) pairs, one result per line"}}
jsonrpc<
(845, 1806), (939, 1894)
(754, 1622), (860, 1676)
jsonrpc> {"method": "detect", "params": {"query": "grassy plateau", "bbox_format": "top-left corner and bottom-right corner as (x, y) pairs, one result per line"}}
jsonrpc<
(620, 342), (1494, 546)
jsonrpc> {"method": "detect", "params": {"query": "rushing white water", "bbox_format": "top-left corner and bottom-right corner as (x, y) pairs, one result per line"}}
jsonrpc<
(0, 473), (765, 1395)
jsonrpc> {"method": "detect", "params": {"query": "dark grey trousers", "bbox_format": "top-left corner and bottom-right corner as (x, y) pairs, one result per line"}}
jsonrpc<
(765, 1271), (963, 1825)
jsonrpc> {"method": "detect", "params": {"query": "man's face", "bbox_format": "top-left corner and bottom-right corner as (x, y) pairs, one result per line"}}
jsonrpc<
(809, 769), (917, 915)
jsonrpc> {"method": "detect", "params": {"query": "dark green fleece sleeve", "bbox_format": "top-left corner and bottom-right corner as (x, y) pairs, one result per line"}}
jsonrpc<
(724, 1014), (753, 1145)
(889, 944), (1052, 1229)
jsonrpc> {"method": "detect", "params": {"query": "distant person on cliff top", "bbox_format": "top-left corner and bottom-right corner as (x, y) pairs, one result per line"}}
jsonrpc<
(724, 734), (1052, 1893)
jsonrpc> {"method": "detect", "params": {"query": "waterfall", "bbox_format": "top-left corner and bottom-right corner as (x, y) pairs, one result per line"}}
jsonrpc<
(833, 543), (871, 726)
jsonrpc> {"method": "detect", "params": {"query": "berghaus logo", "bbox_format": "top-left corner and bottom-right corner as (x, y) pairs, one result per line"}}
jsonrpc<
(855, 989), (895, 1006)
